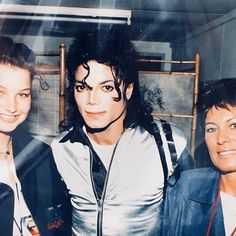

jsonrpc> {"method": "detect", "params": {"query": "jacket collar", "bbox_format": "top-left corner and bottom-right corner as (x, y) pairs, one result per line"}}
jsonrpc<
(59, 123), (136, 146)
(12, 131), (35, 179)
(59, 126), (91, 146)
(11, 128), (47, 182)
(184, 167), (220, 204)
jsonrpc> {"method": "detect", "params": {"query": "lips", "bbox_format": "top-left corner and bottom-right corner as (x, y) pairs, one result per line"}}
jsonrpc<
(218, 150), (236, 157)
(0, 113), (18, 122)
(85, 111), (105, 115)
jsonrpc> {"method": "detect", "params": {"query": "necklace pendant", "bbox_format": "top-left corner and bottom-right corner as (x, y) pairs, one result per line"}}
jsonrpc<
(0, 150), (10, 160)
(0, 153), (8, 160)
(3, 153), (8, 159)
(0, 138), (12, 160)
(3, 151), (10, 159)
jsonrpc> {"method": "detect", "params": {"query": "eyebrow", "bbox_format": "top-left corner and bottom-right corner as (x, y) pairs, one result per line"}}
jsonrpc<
(205, 117), (236, 125)
(74, 79), (115, 88)
(0, 86), (31, 91)
(205, 122), (216, 126)
(19, 88), (31, 92)
(226, 117), (236, 123)
(75, 79), (114, 83)
(99, 80), (115, 85)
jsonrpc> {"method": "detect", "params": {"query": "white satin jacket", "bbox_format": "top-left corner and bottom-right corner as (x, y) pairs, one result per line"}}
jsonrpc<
(52, 120), (188, 236)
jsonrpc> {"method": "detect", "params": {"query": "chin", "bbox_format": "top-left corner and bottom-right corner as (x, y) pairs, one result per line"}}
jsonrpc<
(86, 121), (107, 129)
(220, 169), (236, 175)
(0, 121), (23, 133)
(217, 164), (236, 174)
(2, 129), (17, 134)
(85, 123), (110, 133)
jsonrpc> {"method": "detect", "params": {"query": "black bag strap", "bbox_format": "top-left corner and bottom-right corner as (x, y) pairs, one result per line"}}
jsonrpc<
(160, 119), (180, 181)
(150, 119), (179, 199)
(160, 119), (178, 168)
(150, 121), (168, 199)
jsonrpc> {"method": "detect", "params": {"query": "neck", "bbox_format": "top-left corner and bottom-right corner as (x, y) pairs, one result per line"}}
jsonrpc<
(0, 132), (12, 148)
(87, 124), (124, 145)
(220, 172), (236, 196)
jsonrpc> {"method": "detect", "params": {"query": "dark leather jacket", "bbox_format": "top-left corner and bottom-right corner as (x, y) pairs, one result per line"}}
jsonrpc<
(0, 127), (72, 236)
(162, 167), (225, 236)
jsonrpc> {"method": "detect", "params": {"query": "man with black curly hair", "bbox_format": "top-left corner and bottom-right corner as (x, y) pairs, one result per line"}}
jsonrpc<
(52, 27), (193, 235)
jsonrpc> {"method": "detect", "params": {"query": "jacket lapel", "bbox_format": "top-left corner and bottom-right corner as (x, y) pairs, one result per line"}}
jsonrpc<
(186, 168), (220, 204)
(12, 132), (39, 215)
(185, 168), (225, 235)
(0, 183), (14, 236)
(60, 126), (107, 200)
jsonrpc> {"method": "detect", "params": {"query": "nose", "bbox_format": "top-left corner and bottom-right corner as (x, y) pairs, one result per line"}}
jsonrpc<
(4, 95), (17, 113)
(217, 129), (230, 145)
(87, 89), (99, 105)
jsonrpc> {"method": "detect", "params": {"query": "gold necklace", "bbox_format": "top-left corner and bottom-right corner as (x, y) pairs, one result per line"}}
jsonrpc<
(0, 137), (12, 160)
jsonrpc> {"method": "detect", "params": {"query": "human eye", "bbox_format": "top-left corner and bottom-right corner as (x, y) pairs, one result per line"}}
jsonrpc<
(18, 92), (31, 98)
(75, 82), (86, 92)
(75, 84), (86, 92)
(205, 125), (217, 133)
(101, 84), (114, 92)
(230, 122), (236, 129)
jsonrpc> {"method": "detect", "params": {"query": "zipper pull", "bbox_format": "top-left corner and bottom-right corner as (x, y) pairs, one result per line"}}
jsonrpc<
(97, 199), (103, 212)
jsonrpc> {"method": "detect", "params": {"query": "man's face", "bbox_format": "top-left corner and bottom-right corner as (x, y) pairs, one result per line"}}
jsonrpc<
(0, 64), (31, 133)
(74, 61), (133, 132)
(205, 105), (236, 173)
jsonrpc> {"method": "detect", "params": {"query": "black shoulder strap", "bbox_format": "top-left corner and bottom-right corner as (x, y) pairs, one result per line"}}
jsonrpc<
(160, 119), (180, 181)
(150, 121), (168, 199)
(160, 119), (178, 168)
(150, 119), (179, 199)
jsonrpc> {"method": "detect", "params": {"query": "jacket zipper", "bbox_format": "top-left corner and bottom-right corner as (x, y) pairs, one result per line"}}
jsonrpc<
(97, 199), (103, 236)
(90, 141), (120, 236)
(89, 148), (102, 236)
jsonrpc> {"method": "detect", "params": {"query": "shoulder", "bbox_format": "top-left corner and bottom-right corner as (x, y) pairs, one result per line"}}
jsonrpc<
(167, 167), (219, 196)
(179, 167), (216, 183)
(15, 136), (64, 184)
(13, 132), (52, 157)
(51, 130), (74, 167)
(154, 118), (186, 141)
(12, 123), (51, 150)
(153, 118), (187, 154)
(51, 130), (71, 147)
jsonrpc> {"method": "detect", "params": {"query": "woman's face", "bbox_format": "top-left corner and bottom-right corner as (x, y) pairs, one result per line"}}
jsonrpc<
(0, 64), (31, 133)
(205, 105), (236, 173)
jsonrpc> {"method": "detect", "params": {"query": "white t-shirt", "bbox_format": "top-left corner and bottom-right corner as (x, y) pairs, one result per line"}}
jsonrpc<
(87, 135), (116, 170)
(221, 191), (236, 236)
(0, 159), (34, 236)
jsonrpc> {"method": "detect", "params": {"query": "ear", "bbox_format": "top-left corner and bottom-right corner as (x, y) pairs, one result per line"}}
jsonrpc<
(125, 83), (134, 100)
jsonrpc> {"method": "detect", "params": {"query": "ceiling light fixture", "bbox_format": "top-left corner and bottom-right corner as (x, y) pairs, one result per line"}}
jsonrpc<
(0, 4), (131, 25)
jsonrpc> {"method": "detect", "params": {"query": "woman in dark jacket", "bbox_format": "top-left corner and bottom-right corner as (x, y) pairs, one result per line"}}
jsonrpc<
(162, 78), (236, 236)
(0, 36), (71, 235)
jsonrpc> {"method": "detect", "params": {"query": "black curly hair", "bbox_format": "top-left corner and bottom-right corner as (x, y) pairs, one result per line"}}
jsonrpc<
(60, 26), (154, 131)
(0, 35), (36, 79)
